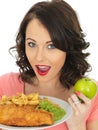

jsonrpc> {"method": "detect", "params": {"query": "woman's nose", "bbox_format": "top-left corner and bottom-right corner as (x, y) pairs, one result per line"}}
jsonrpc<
(36, 48), (45, 61)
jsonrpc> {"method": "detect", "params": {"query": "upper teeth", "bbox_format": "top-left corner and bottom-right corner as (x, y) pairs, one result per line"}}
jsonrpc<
(38, 66), (47, 69)
(37, 66), (50, 71)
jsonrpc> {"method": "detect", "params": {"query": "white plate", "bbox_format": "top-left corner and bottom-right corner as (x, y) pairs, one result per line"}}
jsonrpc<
(0, 96), (72, 130)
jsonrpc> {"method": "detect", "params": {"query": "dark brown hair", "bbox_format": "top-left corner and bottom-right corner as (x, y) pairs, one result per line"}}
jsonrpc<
(10, 0), (91, 89)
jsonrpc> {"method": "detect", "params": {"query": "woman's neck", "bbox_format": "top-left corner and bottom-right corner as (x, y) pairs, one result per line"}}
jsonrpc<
(24, 76), (73, 100)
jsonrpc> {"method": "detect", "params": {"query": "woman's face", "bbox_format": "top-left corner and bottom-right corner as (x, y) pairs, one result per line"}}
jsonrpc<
(25, 19), (66, 82)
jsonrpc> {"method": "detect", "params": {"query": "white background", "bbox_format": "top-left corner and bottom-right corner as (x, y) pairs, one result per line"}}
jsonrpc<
(0, 0), (98, 80)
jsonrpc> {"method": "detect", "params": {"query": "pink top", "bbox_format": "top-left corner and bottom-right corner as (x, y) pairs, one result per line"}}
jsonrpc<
(0, 72), (98, 130)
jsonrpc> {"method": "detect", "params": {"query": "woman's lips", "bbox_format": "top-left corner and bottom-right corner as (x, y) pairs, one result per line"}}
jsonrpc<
(35, 65), (51, 76)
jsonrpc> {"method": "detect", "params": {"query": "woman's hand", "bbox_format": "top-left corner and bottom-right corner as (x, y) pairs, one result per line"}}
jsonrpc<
(66, 92), (92, 130)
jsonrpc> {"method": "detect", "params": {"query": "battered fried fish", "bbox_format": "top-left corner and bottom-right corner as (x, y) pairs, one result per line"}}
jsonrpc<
(0, 104), (53, 126)
(0, 93), (54, 126)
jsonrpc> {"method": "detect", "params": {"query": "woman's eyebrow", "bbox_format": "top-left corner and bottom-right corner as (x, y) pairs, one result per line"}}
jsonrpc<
(26, 38), (36, 42)
(46, 41), (52, 44)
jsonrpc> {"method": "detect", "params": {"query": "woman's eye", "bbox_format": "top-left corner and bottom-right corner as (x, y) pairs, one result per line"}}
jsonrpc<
(48, 44), (56, 49)
(28, 42), (36, 47)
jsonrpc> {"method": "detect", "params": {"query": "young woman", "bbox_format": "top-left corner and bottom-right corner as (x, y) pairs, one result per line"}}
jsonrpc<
(0, 0), (98, 129)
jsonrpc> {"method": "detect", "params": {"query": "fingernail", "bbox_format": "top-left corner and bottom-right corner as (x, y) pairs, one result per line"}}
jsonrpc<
(75, 91), (81, 96)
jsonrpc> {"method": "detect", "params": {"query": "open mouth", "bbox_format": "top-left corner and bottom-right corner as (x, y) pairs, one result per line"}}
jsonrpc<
(35, 65), (51, 76)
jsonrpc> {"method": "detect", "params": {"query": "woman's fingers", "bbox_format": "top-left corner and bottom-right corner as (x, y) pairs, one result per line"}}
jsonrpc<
(68, 94), (81, 114)
(68, 93), (91, 113)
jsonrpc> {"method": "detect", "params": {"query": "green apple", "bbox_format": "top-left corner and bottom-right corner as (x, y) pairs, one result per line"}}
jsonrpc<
(74, 77), (98, 99)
